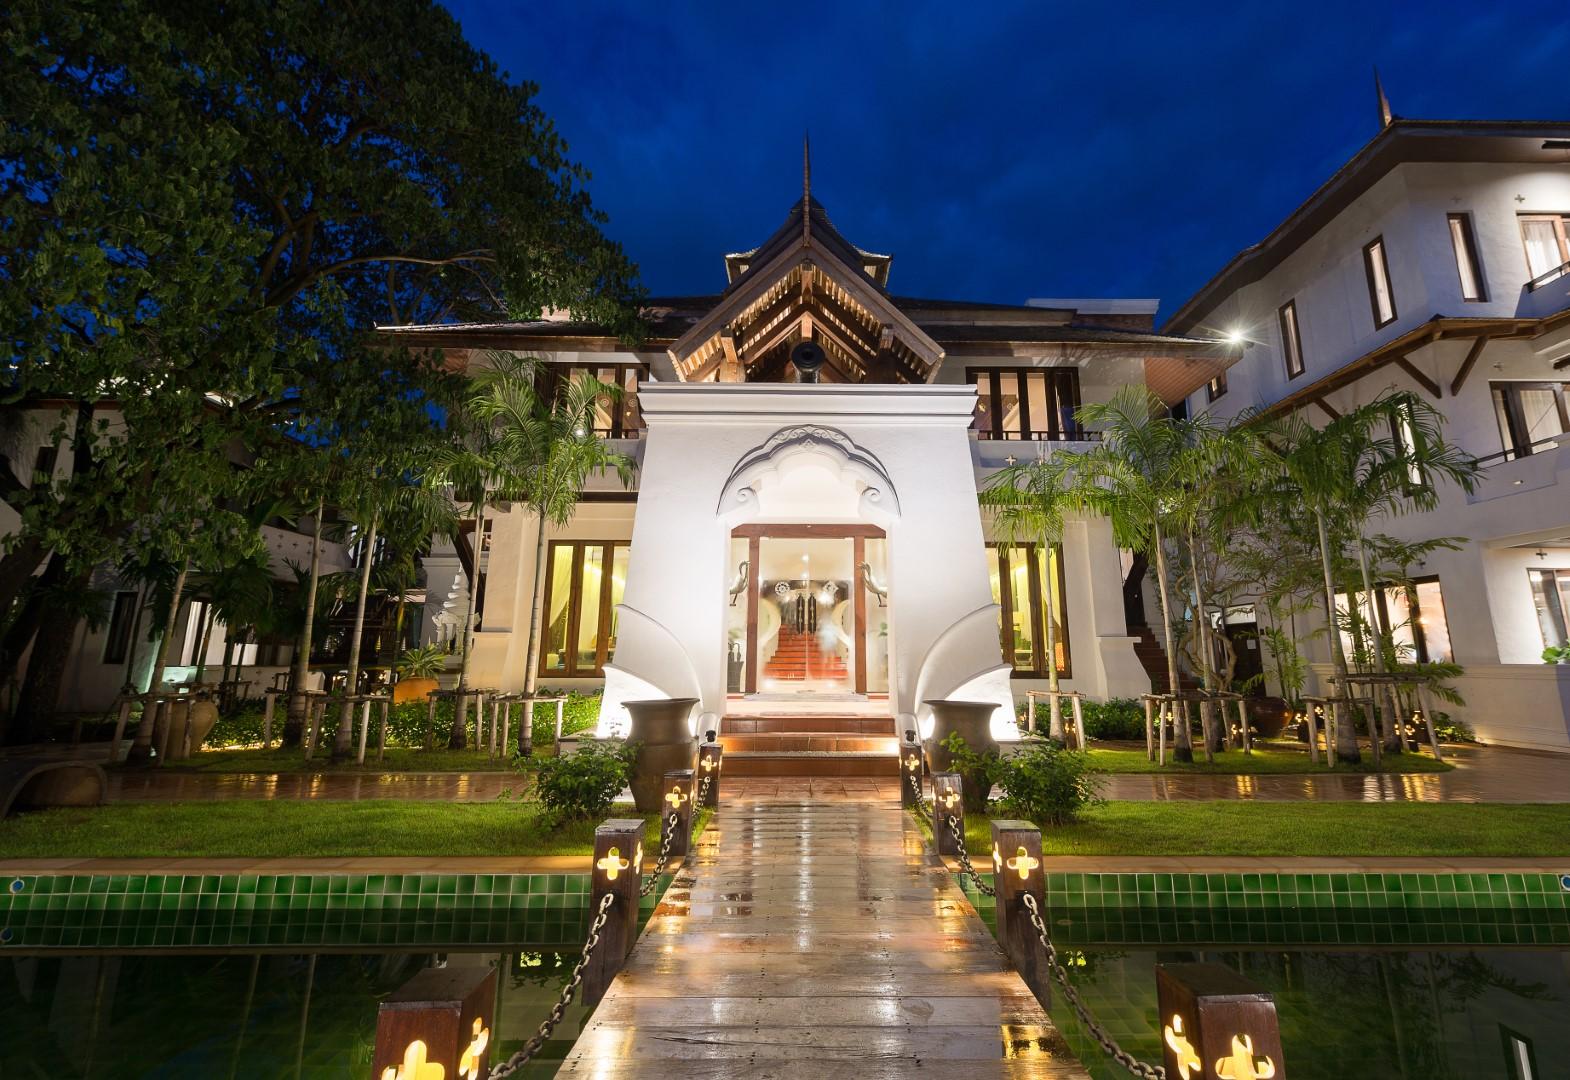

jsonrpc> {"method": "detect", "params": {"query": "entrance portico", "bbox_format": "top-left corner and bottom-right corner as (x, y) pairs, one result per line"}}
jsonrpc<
(597, 383), (1018, 743)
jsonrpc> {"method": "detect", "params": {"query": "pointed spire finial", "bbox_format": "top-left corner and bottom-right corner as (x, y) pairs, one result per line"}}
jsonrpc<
(802, 131), (812, 246)
(1374, 67), (1394, 130)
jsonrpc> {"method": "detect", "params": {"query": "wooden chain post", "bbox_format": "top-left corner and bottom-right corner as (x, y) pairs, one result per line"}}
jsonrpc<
(1156, 962), (1287, 1080)
(697, 743), (723, 808)
(661, 769), (696, 859)
(372, 965), (495, 1080)
(583, 818), (644, 1008)
(990, 818), (1048, 1004)
(899, 736), (923, 809)
(931, 772), (964, 857)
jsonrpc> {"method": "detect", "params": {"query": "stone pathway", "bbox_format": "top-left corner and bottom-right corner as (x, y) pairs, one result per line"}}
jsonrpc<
(556, 795), (1090, 1078)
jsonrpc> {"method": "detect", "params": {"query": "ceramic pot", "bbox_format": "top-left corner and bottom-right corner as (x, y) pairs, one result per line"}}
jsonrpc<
(185, 699), (218, 753)
(161, 700), (191, 761)
(1246, 696), (1292, 739)
(392, 676), (439, 705)
(625, 698), (698, 812)
(924, 699), (1000, 812)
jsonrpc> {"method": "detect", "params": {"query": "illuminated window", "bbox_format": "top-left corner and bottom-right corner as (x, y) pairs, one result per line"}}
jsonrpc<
(1206, 371), (1227, 402)
(537, 363), (646, 437)
(969, 368), (1084, 440)
(1363, 236), (1397, 328)
(1529, 568), (1570, 649)
(987, 543), (1069, 677)
(540, 541), (630, 676)
(1448, 213), (1486, 301)
(1490, 381), (1569, 461)
(1278, 300), (1304, 379)
(1519, 214), (1570, 286)
(1334, 576), (1452, 665)
(1502, 1026), (1538, 1080)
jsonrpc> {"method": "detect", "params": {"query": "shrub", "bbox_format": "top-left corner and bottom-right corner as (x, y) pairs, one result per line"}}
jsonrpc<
(529, 689), (601, 749)
(993, 742), (1103, 826)
(1077, 698), (1145, 741)
(1429, 712), (1478, 744)
(531, 739), (638, 821)
(939, 732), (1002, 814)
(395, 644), (449, 678)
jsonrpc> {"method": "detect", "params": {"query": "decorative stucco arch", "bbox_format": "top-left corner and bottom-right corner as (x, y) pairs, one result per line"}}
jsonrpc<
(714, 424), (901, 526)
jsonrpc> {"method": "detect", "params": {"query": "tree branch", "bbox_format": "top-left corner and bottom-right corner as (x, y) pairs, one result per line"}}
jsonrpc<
(265, 251), (495, 310)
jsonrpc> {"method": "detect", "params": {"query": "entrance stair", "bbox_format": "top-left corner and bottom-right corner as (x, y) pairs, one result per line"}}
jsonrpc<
(720, 714), (898, 777)
(761, 626), (849, 681)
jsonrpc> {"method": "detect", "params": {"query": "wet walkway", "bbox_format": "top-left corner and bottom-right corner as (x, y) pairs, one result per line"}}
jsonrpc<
(87, 743), (1570, 803)
(557, 796), (1089, 1078)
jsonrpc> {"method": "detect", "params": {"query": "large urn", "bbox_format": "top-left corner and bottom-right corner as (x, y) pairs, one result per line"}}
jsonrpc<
(923, 699), (1001, 813)
(624, 698), (699, 813)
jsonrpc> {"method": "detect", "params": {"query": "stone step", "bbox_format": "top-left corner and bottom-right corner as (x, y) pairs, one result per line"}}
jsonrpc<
(719, 732), (899, 754)
(722, 750), (899, 778)
(723, 716), (894, 735)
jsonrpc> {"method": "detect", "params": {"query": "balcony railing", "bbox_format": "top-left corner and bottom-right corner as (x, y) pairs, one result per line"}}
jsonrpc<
(1475, 434), (1564, 467)
(1527, 258), (1570, 293)
(973, 428), (1102, 442)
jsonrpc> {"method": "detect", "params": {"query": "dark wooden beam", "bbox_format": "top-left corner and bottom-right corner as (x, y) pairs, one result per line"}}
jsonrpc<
(1312, 398), (1341, 421)
(1395, 355), (1442, 399)
(1448, 335), (1489, 396)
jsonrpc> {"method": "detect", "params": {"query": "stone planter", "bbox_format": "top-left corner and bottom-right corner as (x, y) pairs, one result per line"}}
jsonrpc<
(923, 699), (1000, 813)
(625, 698), (698, 813)
(392, 676), (440, 705)
(184, 698), (218, 753)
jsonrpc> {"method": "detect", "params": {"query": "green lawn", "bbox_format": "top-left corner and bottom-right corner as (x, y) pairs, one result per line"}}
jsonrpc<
(148, 746), (522, 773)
(1083, 745), (1451, 775)
(0, 802), (710, 860)
(930, 803), (1570, 858)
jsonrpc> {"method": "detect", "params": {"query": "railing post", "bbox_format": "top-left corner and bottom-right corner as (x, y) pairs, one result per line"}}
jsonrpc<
(1156, 962), (1288, 1080)
(662, 769), (696, 858)
(932, 772), (963, 857)
(698, 743), (722, 807)
(424, 691), (438, 751)
(990, 818), (1047, 1003)
(899, 736), (923, 809)
(261, 690), (277, 750)
(371, 963), (495, 1080)
(583, 818), (644, 1008)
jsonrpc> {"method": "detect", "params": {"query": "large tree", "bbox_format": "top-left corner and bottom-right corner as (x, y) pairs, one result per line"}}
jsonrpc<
(2, 0), (640, 720)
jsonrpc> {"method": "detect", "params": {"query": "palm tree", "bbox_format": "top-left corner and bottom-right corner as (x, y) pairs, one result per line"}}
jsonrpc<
(460, 353), (635, 751)
(979, 444), (1072, 742)
(1060, 386), (1198, 762)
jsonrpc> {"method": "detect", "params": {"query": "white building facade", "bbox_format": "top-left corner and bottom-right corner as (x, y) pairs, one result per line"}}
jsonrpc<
(1168, 115), (1570, 752)
(383, 192), (1227, 769)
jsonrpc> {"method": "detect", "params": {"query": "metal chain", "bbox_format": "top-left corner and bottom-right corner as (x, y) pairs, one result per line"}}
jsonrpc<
(639, 812), (680, 898)
(905, 769), (931, 820)
(697, 773), (713, 809)
(1019, 892), (1166, 1080)
(488, 890), (617, 1077)
(946, 814), (996, 897)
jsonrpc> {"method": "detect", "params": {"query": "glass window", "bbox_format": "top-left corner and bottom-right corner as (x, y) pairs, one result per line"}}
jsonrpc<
(540, 541), (631, 676)
(997, 373), (1023, 438)
(1278, 300), (1304, 379)
(1363, 237), (1397, 327)
(987, 543), (1069, 676)
(1207, 371), (1227, 402)
(102, 591), (139, 665)
(1490, 382), (1570, 461)
(969, 368), (1082, 440)
(1334, 577), (1452, 665)
(1519, 214), (1570, 284)
(972, 372), (995, 436)
(542, 363), (646, 437)
(1448, 214), (1486, 301)
(1529, 568), (1570, 649)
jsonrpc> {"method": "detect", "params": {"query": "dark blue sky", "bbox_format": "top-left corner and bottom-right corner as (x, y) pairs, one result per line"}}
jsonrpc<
(447, 0), (1570, 320)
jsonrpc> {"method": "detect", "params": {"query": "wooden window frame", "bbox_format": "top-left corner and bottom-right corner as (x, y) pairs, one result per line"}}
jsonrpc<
(538, 362), (648, 438)
(1336, 574), (1448, 665)
(989, 542), (1071, 679)
(1278, 300), (1305, 380)
(966, 367), (1084, 441)
(1362, 236), (1398, 329)
(1447, 213), (1487, 301)
(537, 540), (628, 677)
(1206, 371), (1228, 402)
(1490, 380), (1570, 460)
(1518, 213), (1570, 283)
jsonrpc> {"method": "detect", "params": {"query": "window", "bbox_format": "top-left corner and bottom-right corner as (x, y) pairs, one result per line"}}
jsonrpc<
(969, 368), (1084, 440)
(1206, 371), (1228, 402)
(987, 543), (1069, 677)
(102, 591), (139, 665)
(1448, 213), (1486, 301)
(1501, 1026), (1538, 1080)
(540, 541), (630, 676)
(1363, 237), (1397, 328)
(1529, 568), (1570, 649)
(1334, 576), (1452, 666)
(1519, 214), (1570, 287)
(538, 363), (646, 437)
(1490, 381), (1569, 461)
(1278, 300), (1304, 379)
(1390, 400), (1426, 490)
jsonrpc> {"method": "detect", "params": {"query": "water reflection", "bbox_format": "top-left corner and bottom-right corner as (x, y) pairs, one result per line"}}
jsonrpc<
(0, 950), (582, 1078)
(1052, 946), (1568, 1079)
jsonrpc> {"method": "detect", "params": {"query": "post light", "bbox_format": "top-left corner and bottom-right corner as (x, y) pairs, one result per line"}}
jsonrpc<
(990, 819), (1048, 1003)
(1156, 963), (1287, 1080)
(899, 737), (923, 809)
(697, 743), (722, 808)
(931, 772), (964, 857)
(662, 769), (696, 858)
(372, 965), (495, 1080)
(584, 818), (644, 1007)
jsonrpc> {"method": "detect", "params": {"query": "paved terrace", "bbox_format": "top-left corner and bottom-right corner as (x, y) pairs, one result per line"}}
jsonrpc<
(95, 744), (1570, 803)
(556, 794), (1090, 1078)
